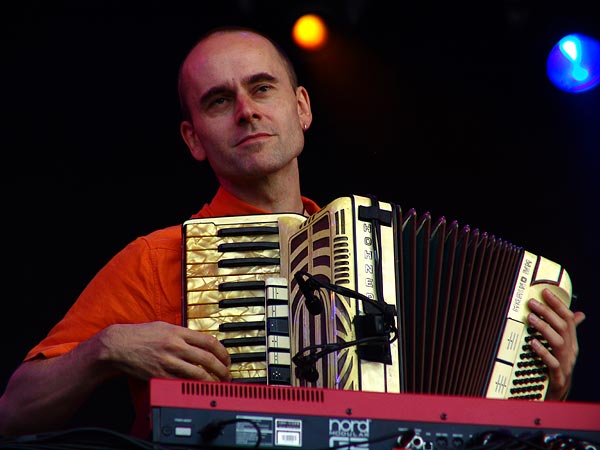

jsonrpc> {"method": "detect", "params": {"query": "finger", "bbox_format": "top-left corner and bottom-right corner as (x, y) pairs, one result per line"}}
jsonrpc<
(163, 358), (229, 381)
(528, 296), (574, 345)
(527, 304), (563, 347)
(527, 304), (576, 390)
(528, 289), (583, 402)
(529, 336), (569, 398)
(177, 333), (232, 381)
(540, 288), (574, 321)
(189, 362), (230, 382)
(528, 292), (569, 329)
(573, 310), (586, 327)
(179, 346), (232, 381)
(185, 331), (232, 367)
(157, 344), (232, 380)
(529, 337), (559, 370)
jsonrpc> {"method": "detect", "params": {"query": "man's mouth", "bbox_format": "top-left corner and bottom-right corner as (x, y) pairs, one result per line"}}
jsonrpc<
(235, 133), (271, 146)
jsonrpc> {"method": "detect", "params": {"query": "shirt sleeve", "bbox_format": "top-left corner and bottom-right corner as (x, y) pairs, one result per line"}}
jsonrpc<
(24, 236), (164, 361)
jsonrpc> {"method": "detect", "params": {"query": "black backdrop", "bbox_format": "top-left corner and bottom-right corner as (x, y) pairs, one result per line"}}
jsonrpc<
(2, 0), (599, 431)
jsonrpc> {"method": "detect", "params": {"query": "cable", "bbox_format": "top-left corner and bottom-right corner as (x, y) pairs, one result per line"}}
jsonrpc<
(294, 270), (398, 338)
(200, 418), (262, 448)
(463, 429), (600, 450)
(0, 426), (165, 449)
(292, 269), (399, 382)
(545, 433), (600, 449)
(292, 334), (393, 382)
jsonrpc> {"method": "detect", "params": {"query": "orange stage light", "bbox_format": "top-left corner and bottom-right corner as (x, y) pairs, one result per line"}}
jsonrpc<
(292, 14), (328, 50)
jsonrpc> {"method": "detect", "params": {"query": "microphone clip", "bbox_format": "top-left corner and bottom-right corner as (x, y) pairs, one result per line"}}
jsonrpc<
(353, 309), (394, 364)
(292, 353), (319, 383)
(294, 270), (324, 315)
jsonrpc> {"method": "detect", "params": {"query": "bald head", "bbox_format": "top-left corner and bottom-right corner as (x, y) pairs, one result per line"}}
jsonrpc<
(178, 27), (298, 121)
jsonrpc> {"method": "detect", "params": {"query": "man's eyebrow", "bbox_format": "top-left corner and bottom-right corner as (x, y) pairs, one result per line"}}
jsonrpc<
(244, 72), (277, 85)
(200, 85), (230, 105)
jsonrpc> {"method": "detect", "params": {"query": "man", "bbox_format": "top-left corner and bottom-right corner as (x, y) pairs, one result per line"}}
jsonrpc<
(0, 26), (585, 438)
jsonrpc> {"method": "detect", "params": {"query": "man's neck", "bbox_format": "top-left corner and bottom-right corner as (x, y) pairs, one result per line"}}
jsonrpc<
(218, 166), (304, 215)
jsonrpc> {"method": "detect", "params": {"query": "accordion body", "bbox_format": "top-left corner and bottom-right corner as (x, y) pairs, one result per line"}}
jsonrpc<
(183, 195), (572, 400)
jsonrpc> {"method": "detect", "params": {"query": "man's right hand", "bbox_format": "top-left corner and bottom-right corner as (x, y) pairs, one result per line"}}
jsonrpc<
(98, 321), (232, 382)
(0, 321), (231, 436)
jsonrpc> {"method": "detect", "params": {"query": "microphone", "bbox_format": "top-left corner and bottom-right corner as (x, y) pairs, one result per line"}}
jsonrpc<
(294, 270), (323, 315)
(292, 354), (319, 383)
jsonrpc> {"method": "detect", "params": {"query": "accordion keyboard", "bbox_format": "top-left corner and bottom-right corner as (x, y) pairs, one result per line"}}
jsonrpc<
(183, 214), (306, 385)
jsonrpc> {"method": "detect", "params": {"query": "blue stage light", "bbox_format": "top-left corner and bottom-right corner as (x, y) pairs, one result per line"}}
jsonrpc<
(546, 33), (600, 93)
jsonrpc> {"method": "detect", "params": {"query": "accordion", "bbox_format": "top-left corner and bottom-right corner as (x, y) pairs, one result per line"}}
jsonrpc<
(182, 195), (572, 400)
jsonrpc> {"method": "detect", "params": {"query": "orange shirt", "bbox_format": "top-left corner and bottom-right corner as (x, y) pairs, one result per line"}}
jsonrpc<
(24, 186), (320, 436)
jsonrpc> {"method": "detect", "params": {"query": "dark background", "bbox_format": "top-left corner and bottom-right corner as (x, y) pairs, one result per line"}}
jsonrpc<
(2, 0), (599, 431)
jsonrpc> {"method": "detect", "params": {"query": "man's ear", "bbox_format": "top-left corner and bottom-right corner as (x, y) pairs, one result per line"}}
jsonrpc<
(180, 120), (206, 161)
(296, 86), (312, 129)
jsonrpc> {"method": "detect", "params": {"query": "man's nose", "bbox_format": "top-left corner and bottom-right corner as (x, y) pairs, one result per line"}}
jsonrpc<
(235, 94), (261, 124)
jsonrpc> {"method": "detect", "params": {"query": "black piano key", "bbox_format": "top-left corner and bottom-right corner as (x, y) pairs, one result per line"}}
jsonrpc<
(265, 291), (288, 306)
(219, 321), (264, 332)
(219, 297), (265, 308)
(219, 281), (265, 291)
(232, 377), (268, 384)
(218, 242), (280, 252)
(218, 257), (280, 268)
(220, 336), (266, 347)
(268, 366), (291, 384)
(231, 352), (267, 363)
(267, 317), (289, 334)
(218, 226), (279, 236)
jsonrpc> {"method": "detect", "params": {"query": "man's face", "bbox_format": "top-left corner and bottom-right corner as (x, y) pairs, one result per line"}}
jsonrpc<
(180, 31), (310, 185)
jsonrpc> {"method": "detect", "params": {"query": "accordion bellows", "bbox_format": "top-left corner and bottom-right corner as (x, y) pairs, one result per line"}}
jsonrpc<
(183, 195), (571, 401)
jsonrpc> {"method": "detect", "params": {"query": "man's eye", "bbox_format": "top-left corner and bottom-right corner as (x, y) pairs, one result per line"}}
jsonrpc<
(211, 97), (227, 106)
(206, 97), (229, 110)
(256, 85), (272, 93)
